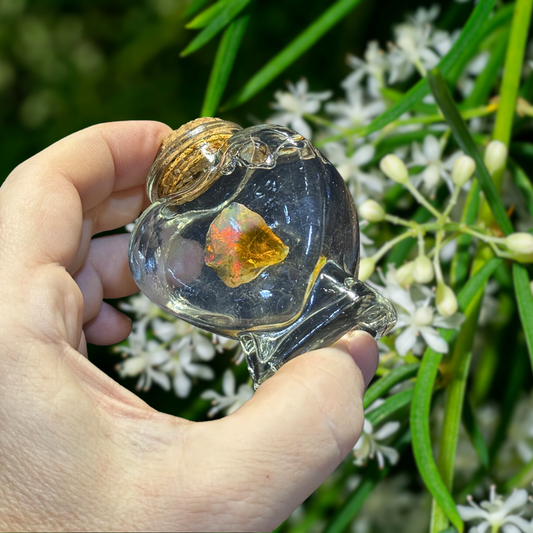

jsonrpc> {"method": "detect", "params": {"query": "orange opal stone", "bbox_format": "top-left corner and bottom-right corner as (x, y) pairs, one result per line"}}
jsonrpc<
(204, 202), (289, 288)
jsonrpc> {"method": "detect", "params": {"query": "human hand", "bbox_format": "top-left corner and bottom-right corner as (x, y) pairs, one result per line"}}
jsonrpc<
(0, 121), (379, 532)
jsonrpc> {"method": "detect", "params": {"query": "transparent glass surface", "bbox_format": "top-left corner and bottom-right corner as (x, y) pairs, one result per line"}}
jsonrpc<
(129, 123), (397, 387)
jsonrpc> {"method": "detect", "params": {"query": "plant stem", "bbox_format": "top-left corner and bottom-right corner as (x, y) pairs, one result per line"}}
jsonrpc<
(492, 0), (533, 190)
(404, 181), (443, 219)
(430, 250), (490, 531)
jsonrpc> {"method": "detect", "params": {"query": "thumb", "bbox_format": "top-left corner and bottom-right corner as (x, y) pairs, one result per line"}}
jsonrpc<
(185, 331), (378, 531)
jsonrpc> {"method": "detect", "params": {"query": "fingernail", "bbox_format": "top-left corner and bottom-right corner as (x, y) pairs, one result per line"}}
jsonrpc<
(346, 331), (379, 390)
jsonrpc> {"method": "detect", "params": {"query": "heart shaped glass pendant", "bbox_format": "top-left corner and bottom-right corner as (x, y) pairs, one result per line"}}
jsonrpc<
(129, 118), (397, 388)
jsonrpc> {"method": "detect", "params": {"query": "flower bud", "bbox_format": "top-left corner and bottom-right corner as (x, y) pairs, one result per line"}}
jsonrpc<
(530, 280), (533, 298)
(396, 261), (415, 288)
(359, 199), (385, 222)
(412, 256), (434, 284)
(380, 154), (409, 184)
(504, 232), (533, 254)
(413, 306), (434, 327)
(436, 283), (458, 317)
(452, 155), (475, 188)
(484, 141), (508, 176)
(358, 257), (376, 282)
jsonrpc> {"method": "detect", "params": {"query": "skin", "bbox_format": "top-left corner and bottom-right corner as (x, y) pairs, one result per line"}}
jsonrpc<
(0, 121), (379, 532)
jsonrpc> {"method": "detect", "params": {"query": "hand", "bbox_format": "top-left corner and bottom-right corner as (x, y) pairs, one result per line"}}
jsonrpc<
(0, 121), (379, 532)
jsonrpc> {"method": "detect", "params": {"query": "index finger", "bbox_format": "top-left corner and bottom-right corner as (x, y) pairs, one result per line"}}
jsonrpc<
(0, 121), (172, 270)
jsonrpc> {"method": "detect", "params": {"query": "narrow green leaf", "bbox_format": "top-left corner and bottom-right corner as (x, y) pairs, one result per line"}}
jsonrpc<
(366, 389), (414, 426)
(183, 0), (213, 21)
(200, 13), (250, 117)
(463, 397), (490, 469)
(359, 0), (496, 138)
(513, 263), (533, 371)
(427, 68), (513, 235)
(222, 0), (365, 110)
(181, 0), (252, 56)
(411, 348), (464, 532)
(323, 430), (411, 533)
(457, 257), (503, 311)
(187, 0), (234, 29)
(364, 363), (419, 409)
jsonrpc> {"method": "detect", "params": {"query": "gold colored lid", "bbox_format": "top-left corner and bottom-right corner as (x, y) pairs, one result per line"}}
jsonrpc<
(147, 117), (242, 203)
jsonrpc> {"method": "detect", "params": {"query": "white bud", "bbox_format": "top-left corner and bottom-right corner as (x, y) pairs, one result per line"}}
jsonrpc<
(119, 356), (145, 378)
(452, 155), (475, 188)
(436, 283), (458, 317)
(530, 280), (533, 297)
(380, 154), (409, 184)
(412, 256), (434, 284)
(413, 306), (434, 327)
(359, 200), (385, 222)
(358, 257), (376, 282)
(396, 261), (415, 288)
(504, 232), (533, 254)
(484, 141), (508, 176)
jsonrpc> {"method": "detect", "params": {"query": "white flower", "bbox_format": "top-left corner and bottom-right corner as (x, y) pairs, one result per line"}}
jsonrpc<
(119, 293), (163, 337)
(201, 369), (254, 418)
(353, 406), (400, 469)
(324, 141), (384, 204)
(268, 78), (331, 139)
(116, 329), (171, 392)
(457, 486), (533, 533)
(410, 134), (461, 195)
(325, 84), (385, 130)
(342, 41), (388, 97)
(161, 335), (216, 398)
(371, 273), (464, 356)
(153, 317), (217, 361)
(388, 25), (437, 82)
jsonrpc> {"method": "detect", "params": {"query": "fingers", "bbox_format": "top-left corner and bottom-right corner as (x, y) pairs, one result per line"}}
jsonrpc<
(0, 121), (172, 271)
(84, 302), (132, 345)
(74, 233), (137, 322)
(180, 332), (379, 531)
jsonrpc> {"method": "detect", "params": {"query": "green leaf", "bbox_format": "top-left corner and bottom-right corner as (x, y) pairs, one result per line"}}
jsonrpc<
(411, 348), (464, 532)
(366, 389), (414, 426)
(187, 0), (235, 29)
(364, 363), (419, 409)
(181, 0), (252, 56)
(513, 263), (533, 371)
(427, 68), (513, 235)
(463, 397), (490, 469)
(359, 0), (497, 138)
(200, 13), (250, 117)
(456, 257), (503, 311)
(183, 0), (213, 21)
(222, 0), (365, 110)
